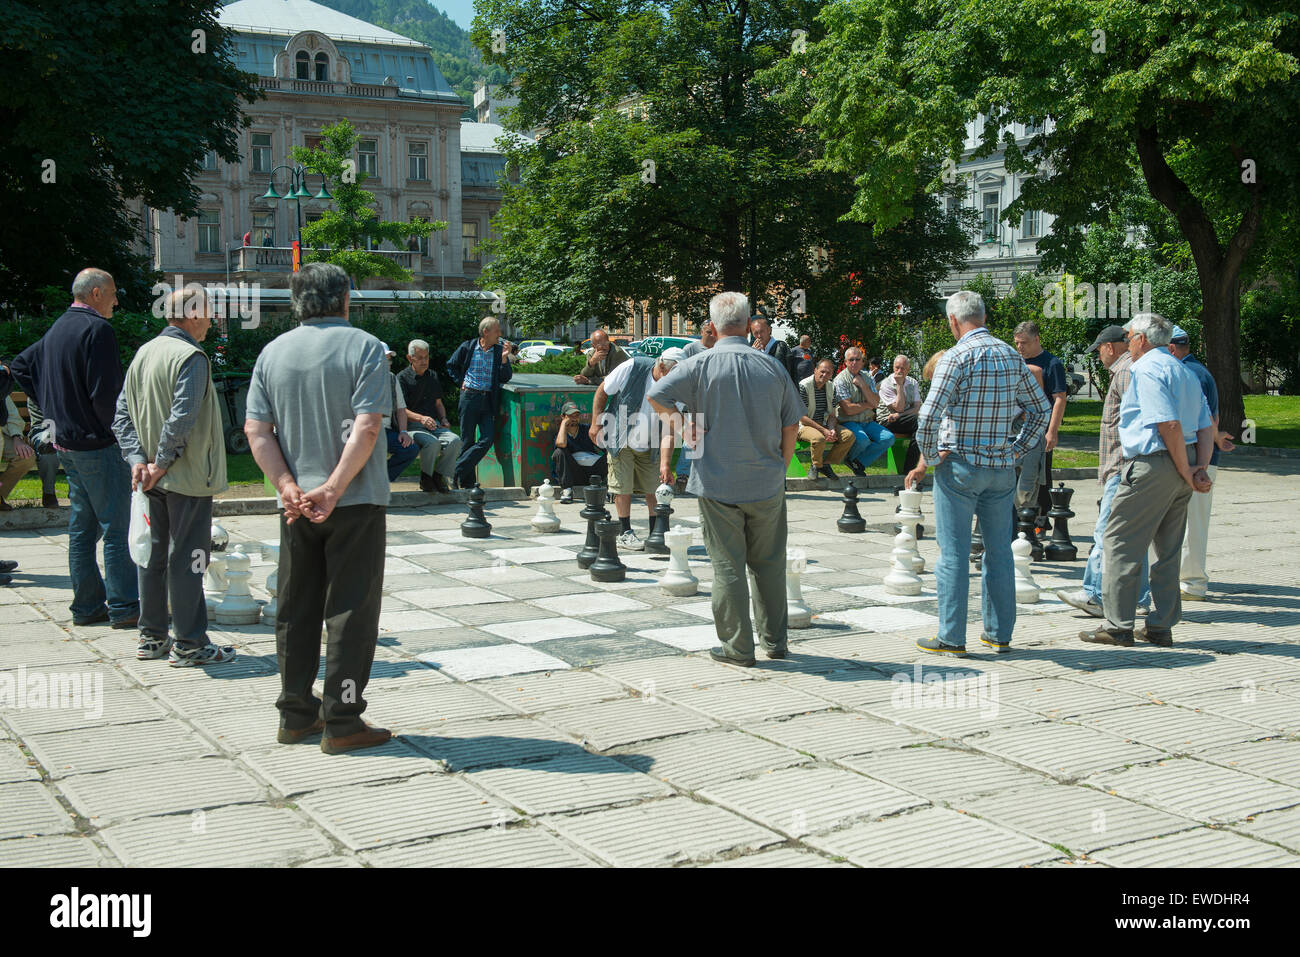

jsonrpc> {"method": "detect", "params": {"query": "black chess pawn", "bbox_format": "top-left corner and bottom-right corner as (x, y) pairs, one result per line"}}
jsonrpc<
(1015, 505), (1044, 561)
(591, 513), (627, 582)
(646, 498), (673, 555)
(1044, 482), (1078, 561)
(577, 478), (605, 569)
(837, 481), (866, 533)
(460, 483), (491, 538)
(970, 515), (984, 564)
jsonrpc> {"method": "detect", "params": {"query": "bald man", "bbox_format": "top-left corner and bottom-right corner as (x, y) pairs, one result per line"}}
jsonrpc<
(575, 330), (630, 387)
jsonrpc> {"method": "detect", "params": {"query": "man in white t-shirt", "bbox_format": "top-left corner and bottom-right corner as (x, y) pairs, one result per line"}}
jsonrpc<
(877, 354), (923, 472)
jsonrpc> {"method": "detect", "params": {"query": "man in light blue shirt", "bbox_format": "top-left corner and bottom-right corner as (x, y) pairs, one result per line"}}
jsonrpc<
(1081, 313), (1213, 649)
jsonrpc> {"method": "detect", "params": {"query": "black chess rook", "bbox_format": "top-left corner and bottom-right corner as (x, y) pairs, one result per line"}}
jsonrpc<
(1044, 481), (1079, 561)
(591, 514), (627, 582)
(577, 477), (605, 569)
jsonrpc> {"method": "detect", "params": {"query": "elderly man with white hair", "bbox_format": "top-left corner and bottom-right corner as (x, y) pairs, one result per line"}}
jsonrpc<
(398, 339), (461, 494)
(906, 291), (1050, 657)
(446, 315), (514, 489)
(1080, 313), (1214, 649)
(648, 292), (804, 666)
(589, 348), (685, 550)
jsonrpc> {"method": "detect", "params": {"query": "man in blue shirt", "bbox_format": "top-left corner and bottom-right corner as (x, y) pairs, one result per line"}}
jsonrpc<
(1081, 313), (1213, 649)
(445, 316), (513, 489)
(1168, 325), (1234, 600)
(1013, 321), (1069, 524)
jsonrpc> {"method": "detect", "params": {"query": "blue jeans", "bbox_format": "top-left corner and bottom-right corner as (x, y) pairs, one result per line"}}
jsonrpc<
(1083, 472), (1151, 606)
(454, 391), (495, 485)
(842, 420), (895, 468)
(933, 454), (1017, 647)
(57, 447), (139, 622)
(385, 428), (420, 482)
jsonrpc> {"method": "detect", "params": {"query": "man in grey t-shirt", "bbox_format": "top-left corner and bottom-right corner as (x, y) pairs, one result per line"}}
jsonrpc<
(244, 263), (393, 755)
(649, 291), (803, 666)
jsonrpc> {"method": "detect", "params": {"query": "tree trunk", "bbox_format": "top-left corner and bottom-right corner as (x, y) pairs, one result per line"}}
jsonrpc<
(720, 211), (744, 295)
(1200, 273), (1246, 439)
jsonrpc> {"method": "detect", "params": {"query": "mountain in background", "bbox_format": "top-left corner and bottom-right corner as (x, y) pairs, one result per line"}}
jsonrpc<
(313, 0), (507, 115)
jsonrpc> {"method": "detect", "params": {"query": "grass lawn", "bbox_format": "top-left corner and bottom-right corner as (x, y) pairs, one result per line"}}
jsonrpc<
(1060, 395), (1300, 449)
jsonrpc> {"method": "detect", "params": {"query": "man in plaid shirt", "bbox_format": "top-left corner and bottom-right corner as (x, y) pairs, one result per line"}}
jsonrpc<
(905, 291), (1051, 656)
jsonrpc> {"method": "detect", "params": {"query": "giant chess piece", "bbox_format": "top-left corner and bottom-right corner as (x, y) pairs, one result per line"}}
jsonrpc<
(660, 527), (698, 596)
(215, 544), (262, 625)
(461, 483), (492, 538)
(1015, 505), (1044, 561)
(786, 548), (812, 628)
(577, 478), (605, 569)
(970, 516), (985, 565)
(204, 521), (229, 615)
(261, 544), (279, 625)
(903, 526), (925, 575)
(646, 482), (674, 554)
(591, 512), (627, 582)
(1043, 481), (1078, 561)
(883, 531), (923, 596)
(837, 481), (866, 533)
(531, 479), (561, 533)
(897, 487), (925, 541)
(1013, 533), (1041, 603)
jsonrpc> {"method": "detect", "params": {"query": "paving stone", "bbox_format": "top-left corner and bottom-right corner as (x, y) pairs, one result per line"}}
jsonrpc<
(530, 592), (651, 616)
(419, 644), (572, 680)
(858, 692), (1042, 740)
(0, 835), (111, 868)
(1080, 704), (1270, 753)
(1234, 805), (1300, 853)
(1089, 758), (1300, 823)
(116, 652), (278, 686)
(1165, 688), (1300, 735)
(1091, 826), (1300, 867)
(974, 722), (1166, 781)
(240, 738), (432, 796)
(469, 751), (673, 813)
(363, 826), (599, 867)
(58, 758), (267, 824)
(1200, 739), (1300, 788)
(443, 601), (566, 625)
(532, 634), (683, 667)
(101, 804), (332, 866)
(387, 586), (513, 609)
(378, 609), (458, 632)
(298, 774), (518, 850)
(0, 741), (41, 783)
(2, 686), (170, 737)
(0, 635), (101, 668)
(596, 655), (756, 692)
(956, 783), (1198, 855)
(542, 797), (783, 866)
(443, 564), (549, 585)
(749, 711), (933, 759)
(361, 682), (516, 731)
(990, 677), (1148, 719)
(378, 627), (503, 654)
(805, 806), (1057, 867)
(700, 765), (925, 837)
(839, 745), (1047, 800)
(474, 671), (632, 714)
(294, 855), (364, 867)
(25, 720), (216, 779)
(401, 716), (580, 770)
(488, 545), (577, 564)
(699, 848), (852, 868)
(0, 782), (77, 838)
(662, 682), (831, 725)
(633, 624), (722, 651)
(189, 707), (293, 753)
(492, 577), (599, 600)
(479, 617), (616, 644)
(541, 698), (715, 750)
(611, 729), (806, 789)
(816, 606), (941, 634)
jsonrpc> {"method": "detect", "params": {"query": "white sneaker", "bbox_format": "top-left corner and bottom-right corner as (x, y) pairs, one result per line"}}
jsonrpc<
(618, 529), (645, 551)
(1056, 588), (1103, 618)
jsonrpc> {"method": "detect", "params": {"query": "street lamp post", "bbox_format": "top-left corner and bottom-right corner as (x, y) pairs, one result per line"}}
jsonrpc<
(261, 163), (332, 250)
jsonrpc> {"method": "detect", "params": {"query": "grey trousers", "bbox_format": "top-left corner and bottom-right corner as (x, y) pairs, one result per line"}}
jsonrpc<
(408, 427), (462, 478)
(1015, 438), (1047, 511)
(138, 487), (213, 649)
(698, 490), (788, 660)
(1102, 448), (1195, 633)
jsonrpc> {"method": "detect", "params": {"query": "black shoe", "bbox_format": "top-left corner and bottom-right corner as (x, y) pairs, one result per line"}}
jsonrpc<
(847, 461), (867, 477)
(764, 647), (788, 660)
(72, 608), (110, 626)
(0, 560), (16, 573)
(816, 465), (837, 480)
(1136, 627), (1173, 647)
(708, 647), (756, 668)
(1079, 627), (1134, 647)
(433, 474), (451, 494)
(419, 472), (437, 493)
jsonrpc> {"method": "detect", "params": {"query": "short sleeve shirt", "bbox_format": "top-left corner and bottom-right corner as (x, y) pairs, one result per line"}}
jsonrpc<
(1182, 354), (1220, 467)
(877, 375), (921, 409)
(397, 366), (445, 418)
(1025, 349), (1068, 399)
(1117, 348), (1212, 459)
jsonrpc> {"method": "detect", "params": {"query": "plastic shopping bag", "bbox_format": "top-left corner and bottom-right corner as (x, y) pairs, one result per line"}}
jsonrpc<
(129, 490), (152, 568)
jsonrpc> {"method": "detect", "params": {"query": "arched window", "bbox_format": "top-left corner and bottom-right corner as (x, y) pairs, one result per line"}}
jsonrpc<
(315, 52), (329, 82)
(295, 50), (309, 80)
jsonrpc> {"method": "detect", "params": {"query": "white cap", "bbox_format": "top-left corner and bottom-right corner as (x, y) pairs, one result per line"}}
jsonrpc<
(379, 342), (396, 356)
(659, 347), (688, 365)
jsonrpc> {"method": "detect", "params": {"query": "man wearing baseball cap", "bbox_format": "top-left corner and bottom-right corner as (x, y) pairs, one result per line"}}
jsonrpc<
(1168, 324), (1234, 600)
(1057, 324), (1151, 617)
(552, 399), (606, 502)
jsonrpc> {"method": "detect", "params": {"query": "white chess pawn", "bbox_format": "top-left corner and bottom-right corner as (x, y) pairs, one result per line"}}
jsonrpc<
(1013, 533), (1040, 603)
(261, 544), (280, 625)
(531, 479), (561, 533)
(786, 548), (812, 628)
(660, 527), (698, 596)
(884, 531), (923, 596)
(203, 522), (229, 616)
(215, 544), (263, 625)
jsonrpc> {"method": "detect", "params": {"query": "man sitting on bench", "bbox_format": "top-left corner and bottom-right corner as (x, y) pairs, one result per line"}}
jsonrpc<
(877, 354), (923, 473)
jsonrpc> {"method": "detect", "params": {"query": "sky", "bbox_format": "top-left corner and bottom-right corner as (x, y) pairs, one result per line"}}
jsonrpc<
(431, 0), (477, 30)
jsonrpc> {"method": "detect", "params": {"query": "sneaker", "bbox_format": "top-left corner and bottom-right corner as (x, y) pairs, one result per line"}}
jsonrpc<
(916, 635), (966, 657)
(1057, 589), (1104, 618)
(618, 529), (645, 551)
(559, 488), (574, 504)
(136, 634), (173, 660)
(1137, 603), (1150, 616)
(1079, 627), (1134, 647)
(847, 460), (867, 477)
(169, 643), (237, 667)
(979, 635), (1011, 654)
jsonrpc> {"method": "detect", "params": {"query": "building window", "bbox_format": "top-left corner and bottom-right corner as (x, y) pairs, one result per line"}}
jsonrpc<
(200, 150), (218, 172)
(358, 139), (378, 177)
(296, 51), (309, 80)
(410, 220), (429, 256)
(981, 191), (1000, 242)
(252, 211), (274, 247)
(408, 142), (428, 181)
(251, 132), (272, 174)
(463, 221), (479, 263)
(197, 210), (220, 253)
(315, 52), (329, 82)
(1021, 207), (1042, 239)
(305, 134), (322, 152)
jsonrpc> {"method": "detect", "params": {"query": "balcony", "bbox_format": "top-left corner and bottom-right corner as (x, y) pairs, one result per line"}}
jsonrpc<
(229, 246), (419, 273)
(257, 77), (393, 99)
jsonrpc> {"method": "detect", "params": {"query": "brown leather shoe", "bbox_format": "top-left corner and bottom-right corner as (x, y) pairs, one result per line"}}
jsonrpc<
(277, 718), (325, 744)
(321, 724), (392, 755)
(419, 471), (437, 493)
(110, 615), (140, 630)
(1079, 627), (1134, 647)
(1137, 627), (1173, 647)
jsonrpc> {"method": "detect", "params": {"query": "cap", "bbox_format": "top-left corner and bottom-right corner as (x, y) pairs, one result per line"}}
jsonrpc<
(659, 347), (688, 365)
(1170, 325), (1190, 344)
(560, 401), (581, 416)
(1085, 325), (1127, 354)
(379, 342), (396, 356)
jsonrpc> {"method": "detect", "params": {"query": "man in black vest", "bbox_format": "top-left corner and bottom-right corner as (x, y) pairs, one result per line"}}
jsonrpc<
(445, 316), (513, 489)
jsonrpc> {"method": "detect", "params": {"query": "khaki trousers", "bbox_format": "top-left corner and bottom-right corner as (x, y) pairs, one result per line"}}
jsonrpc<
(698, 491), (788, 661)
(797, 425), (854, 467)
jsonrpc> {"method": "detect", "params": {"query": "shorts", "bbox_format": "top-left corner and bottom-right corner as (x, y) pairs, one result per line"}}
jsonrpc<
(609, 447), (657, 497)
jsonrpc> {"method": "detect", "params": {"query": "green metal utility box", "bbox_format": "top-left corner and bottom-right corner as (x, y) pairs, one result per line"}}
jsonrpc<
(472, 374), (597, 490)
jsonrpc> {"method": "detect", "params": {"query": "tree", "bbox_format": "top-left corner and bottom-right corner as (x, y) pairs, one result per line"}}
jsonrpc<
(794, 0), (1300, 436)
(0, 1), (263, 312)
(292, 120), (444, 285)
(472, 0), (971, 336)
